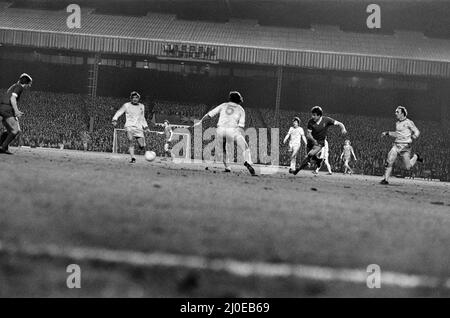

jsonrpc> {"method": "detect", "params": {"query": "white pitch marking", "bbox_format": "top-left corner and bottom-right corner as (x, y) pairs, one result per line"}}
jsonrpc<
(0, 240), (447, 290)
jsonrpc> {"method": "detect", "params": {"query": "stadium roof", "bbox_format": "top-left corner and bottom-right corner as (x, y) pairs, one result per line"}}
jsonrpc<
(1, 2), (450, 77)
(9, 0), (450, 39)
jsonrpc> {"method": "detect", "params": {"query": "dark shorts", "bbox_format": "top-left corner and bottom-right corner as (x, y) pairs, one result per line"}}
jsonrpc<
(0, 104), (15, 119)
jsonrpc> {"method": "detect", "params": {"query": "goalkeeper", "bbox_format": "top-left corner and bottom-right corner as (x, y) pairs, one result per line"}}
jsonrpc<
(293, 106), (347, 175)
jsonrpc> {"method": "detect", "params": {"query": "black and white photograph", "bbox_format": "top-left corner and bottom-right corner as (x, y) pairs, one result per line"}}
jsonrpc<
(0, 0), (449, 301)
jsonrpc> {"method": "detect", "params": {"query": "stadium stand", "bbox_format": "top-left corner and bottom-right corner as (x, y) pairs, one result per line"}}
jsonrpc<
(153, 100), (208, 126)
(1, 7), (449, 63)
(0, 90), (88, 150)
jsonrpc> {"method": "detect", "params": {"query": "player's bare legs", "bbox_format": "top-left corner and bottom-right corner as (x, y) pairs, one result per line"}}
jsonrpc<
(343, 159), (353, 174)
(126, 130), (137, 163)
(293, 144), (322, 175)
(0, 117), (20, 154)
(381, 146), (397, 183)
(315, 157), (332, 175)
(221, 136), (231, 172)
(382, 167), (393, 184)
(324, 158), (332, 174)
(133, 137), (146, 163)
(402, 152), (421, 170)
(289, 145), (300, 173)
(381, 144), (422, 184)
(236, 134), (256, 176)
(164, 142), (172, 158)
(129, 145), (136, 163)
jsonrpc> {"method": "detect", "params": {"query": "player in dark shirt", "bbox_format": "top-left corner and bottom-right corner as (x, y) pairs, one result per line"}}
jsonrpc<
(292, 106), (347, 175)
(0, 73), (32, 154)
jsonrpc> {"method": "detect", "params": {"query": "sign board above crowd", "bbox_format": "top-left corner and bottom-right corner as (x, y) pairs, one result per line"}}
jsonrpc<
(162, 44), (217, 61)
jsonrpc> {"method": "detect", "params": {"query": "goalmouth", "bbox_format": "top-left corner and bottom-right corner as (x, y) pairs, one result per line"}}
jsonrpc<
(112, 128), (191, 160)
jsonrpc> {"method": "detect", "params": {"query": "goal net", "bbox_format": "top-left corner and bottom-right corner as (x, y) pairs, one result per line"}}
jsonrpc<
(112, 128), (191, 160)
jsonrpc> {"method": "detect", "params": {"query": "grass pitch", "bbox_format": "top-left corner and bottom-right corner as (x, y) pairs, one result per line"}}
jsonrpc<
(0, 148), (449, 297)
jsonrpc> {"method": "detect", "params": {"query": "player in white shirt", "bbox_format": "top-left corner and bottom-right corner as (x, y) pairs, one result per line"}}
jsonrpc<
(283, 117), (307, 173)
(340, 139), (357, 175)
(314, 138), (333, 175)
(112, 91), (150, 163)
(380, 106), (423, 184)
(194, 91), (256, 175)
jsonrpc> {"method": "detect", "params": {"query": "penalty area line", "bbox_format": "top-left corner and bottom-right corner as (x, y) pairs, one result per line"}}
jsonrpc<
(0, 240), (448, 290)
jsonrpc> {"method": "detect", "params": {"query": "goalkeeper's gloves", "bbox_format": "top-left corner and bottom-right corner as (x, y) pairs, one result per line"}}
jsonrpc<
(112, 120), (117, 127)
(381, 131), (389, 137)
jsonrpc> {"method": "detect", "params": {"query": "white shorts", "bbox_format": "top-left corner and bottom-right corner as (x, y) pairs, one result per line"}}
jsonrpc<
(289, 142), (301, 154)
(216, 127), (242, 141)
(126, 126), (144, 139)
(387, 143), (412, 165)
(319, 146), (329, 160)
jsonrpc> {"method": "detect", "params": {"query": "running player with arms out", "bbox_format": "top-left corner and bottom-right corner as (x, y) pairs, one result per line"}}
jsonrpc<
(193, 91), (256, 176)
(380, 106), (423, 185)
(0, 73), (32, 154)
(112, 91), (150, 163)
(283, 117), (307, 174)
(293, 106), (347, 175)
(340, 139), (357, 174)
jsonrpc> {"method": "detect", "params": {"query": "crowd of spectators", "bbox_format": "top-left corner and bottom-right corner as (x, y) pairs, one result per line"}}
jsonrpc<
(153, 100), (207, 125)
(1, 89), (447, 181)
(0, 89), (89, 150)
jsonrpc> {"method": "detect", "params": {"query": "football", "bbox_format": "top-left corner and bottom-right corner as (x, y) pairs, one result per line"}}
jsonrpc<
(144, 151), (156, 162)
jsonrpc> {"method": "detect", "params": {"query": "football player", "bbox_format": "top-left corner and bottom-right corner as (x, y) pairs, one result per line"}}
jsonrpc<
(293, 106), (347, 175)
(112, 91), (150, 163)
(194, 91), (256, 176)
(314, 138), (333, 175)
(380, 106), (423, 184)
(283, 117), (307, 173)
(0, 73), (32, 154)
(162, 120), (173, 158)
(340, 139), (357, 174)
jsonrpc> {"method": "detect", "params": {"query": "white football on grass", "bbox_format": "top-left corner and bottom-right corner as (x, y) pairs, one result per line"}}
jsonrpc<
(145, 151), (156, 162)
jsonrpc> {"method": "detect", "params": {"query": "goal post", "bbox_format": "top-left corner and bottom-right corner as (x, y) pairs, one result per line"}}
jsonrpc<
(112, 128), (191, 160)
